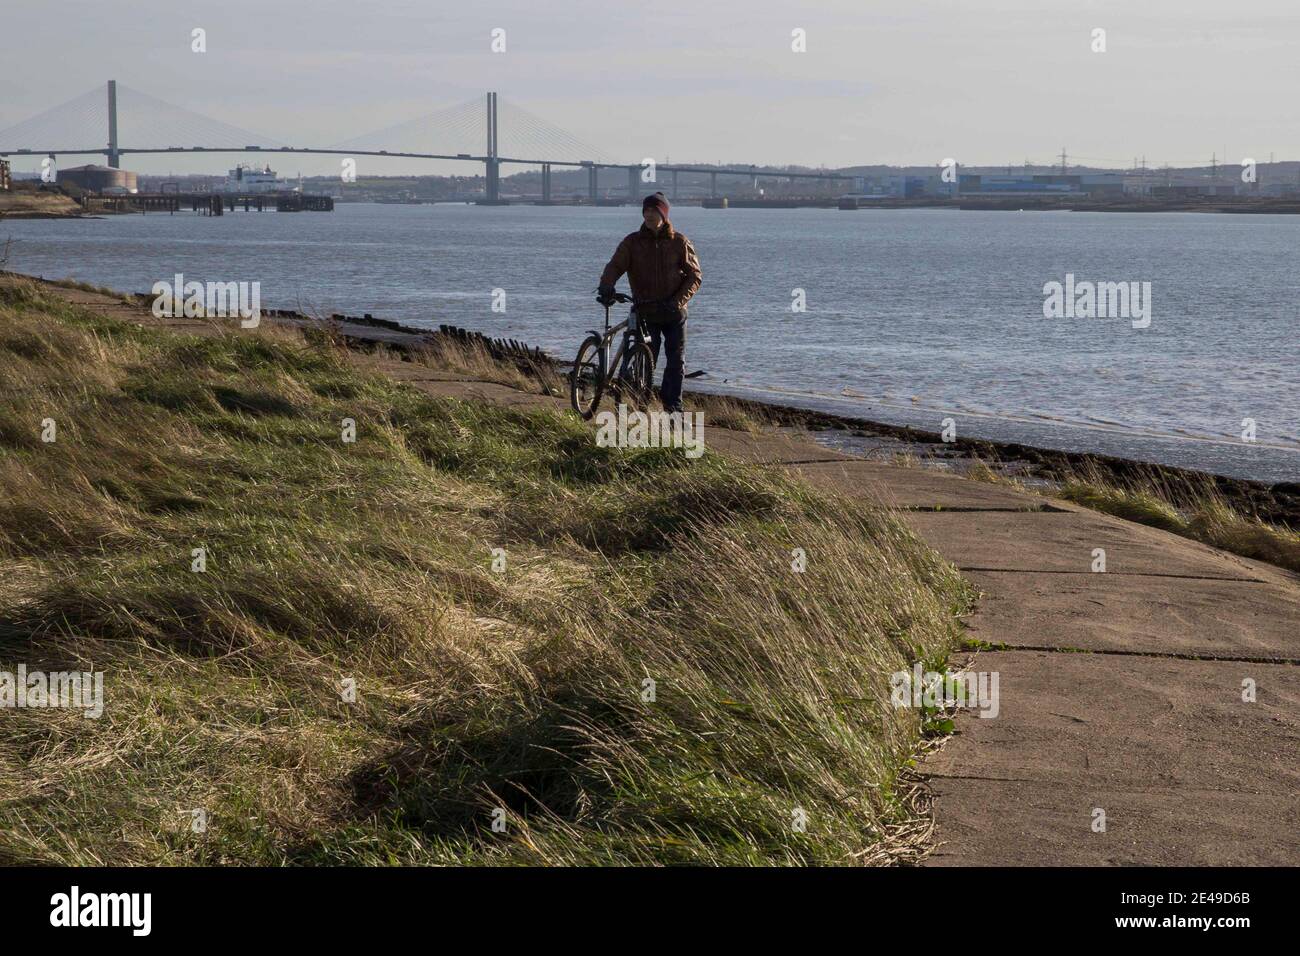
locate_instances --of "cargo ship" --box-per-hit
[221,163,300,194]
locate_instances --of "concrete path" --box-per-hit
[35,281,1300,865]
[793,464,1300,865]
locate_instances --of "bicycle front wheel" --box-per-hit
[570,334,606,420]
[620,342,656,410]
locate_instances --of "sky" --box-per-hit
[3,0,1299,177]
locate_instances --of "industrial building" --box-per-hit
[1152,184,1236,199]
[55,164,138,195]
[958,173,1076,196]
[845,174,928,198]
[955,173,1127,198]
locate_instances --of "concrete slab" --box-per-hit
[702,428,859,465]
[963,569,1300,662]
[926,651,1299,792]
[924,651,1300,865]
[903,509,1271,581]
[779,460,1048,511]
[926,778,1300,866]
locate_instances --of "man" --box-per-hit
[597,192,701,413]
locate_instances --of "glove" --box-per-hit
[596,285,617,306]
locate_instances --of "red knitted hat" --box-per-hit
[642,192,670,221]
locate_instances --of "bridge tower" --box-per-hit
[626,165,638,201]
[106,80,120,168]
[484,91,500,202]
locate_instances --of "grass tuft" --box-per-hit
[1057,466,1300,573]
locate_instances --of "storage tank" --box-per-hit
[56,164,139,194]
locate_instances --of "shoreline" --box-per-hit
[685,388,1300,526]
[11,271,1297,526]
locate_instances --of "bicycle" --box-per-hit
[569,291,657,419]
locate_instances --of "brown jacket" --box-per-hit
[599,223,702,315]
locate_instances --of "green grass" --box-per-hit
[0,277,972,865]
[962,450,1300,576]
[1058,475,1300,574]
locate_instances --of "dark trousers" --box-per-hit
[644,315,687,411]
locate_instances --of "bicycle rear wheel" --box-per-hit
[570,334,606,420]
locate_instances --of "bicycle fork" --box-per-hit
[618,309,651,378]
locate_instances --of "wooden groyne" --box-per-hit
[433,323,551,366]
[119,291,554,368]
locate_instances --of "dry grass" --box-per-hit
[1056,463,1300,574]
[964,457,1032,493]
[0,188,82,219]
[684,393,772,434]
[40,276,135,302]
[411,335,565,398]
[0,275,972,865]
[921,451,1298,575]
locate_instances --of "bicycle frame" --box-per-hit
[570,293,662,419]
[586,303,650,389]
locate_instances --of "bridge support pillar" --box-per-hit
[106,80,120,168]
[541,163,551,203]
[672,168,678,201]
[627,165,638,202]
[483,91,500,203]
[710,170,718,199]
[587,165,597,203]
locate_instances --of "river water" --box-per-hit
[5,202,1297,482]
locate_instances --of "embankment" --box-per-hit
[0,185,84,220]
[0,273,971,865]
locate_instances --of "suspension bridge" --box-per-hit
[0,81,856,204]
